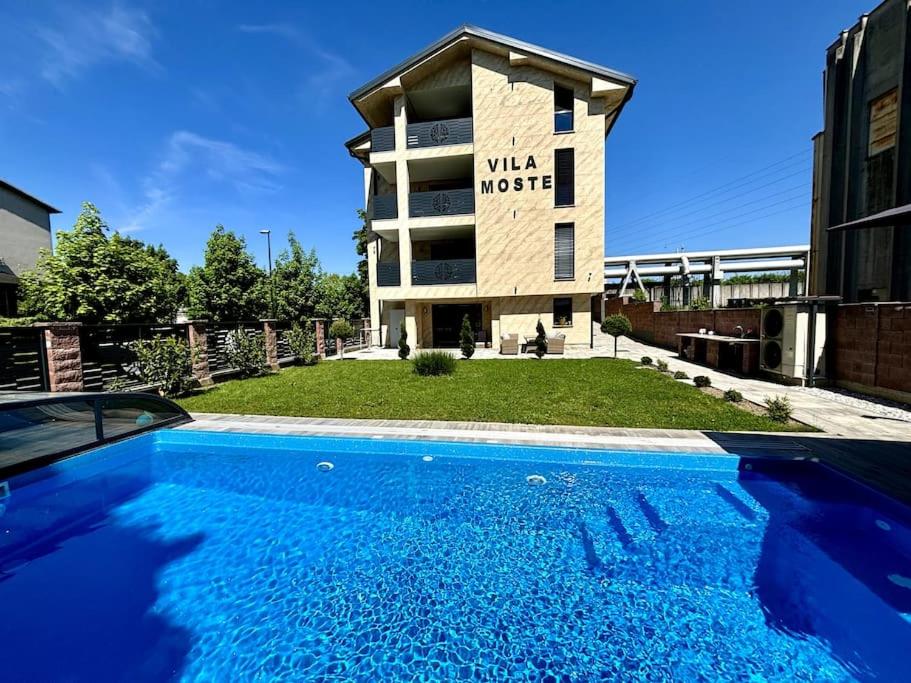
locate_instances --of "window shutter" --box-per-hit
[555,148,574,206]
[554,223,574,280]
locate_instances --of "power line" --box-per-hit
[607,149,811,232]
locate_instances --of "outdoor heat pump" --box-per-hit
[760,304,826,384]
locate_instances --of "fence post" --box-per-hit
[262,319,280,371]
[34,322,84,392]
[314,318,326,358]
[187,320,213,386]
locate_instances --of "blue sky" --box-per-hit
[0,0,873,273]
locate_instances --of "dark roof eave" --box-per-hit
[827,203,911,232]
[348,24,637,104]
[0,179,61,214]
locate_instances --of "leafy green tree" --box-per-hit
[352,209,370,315]
[272,232,322,321]
[315,273,365,320]
[601,314,632,358]
[134,335,194,397]
[460,314,475,359]
[329,319,355,360]
[186,225,266,321]
[534,319,547,359]
[18,202,184,323]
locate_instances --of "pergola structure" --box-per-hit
[603,244,810,307]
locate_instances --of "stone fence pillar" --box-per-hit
[262,319,280,371]
[314,318,326,358]
[187,320,213,386]
[34,322,84,392]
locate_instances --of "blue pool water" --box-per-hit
[1,431,910,681]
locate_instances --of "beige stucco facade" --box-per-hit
[347,26,634,350]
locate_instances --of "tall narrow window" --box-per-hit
[554,84,574,132]
[555,148,574,206]
[866,89,897,214]
[554,223,574,280]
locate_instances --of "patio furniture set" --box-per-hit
[499,332,566,355]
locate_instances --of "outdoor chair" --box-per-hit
[499,333,519,355]
[546,333,566,354]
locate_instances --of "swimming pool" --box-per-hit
[1,430,909,681]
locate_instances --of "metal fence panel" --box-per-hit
[0,327,48,391]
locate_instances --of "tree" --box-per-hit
[352,209,370,315]
[329,319,355,360]
[601,314,632,358]
[534,319,547,359]
[460,314,475,359]
[315,273,364,320]
[185,225,266,321]
[397,318,410,360]
[272,231,322,321]
[18,202,184,323]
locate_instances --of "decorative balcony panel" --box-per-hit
[408,188,474,218]
[371,126,395,153]
[411,259,476,286]
[406,117,473,148]
[377,262,401,287]
[371,194,398,220]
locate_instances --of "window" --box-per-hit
[553,298,573,327]
[555,148,574,206]
[554,84,574,132]
[554,223,574,280]
[866,89,897,214]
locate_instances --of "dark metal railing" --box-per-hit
[406,117,472,148]
[0,327,48,391]
[409,188,474,218]
[371,126,395,152]
[411,258,476,286]
[372,194,398,220]
[377,262,401,287]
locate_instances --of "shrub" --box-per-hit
[329,319,356,360]
[724,388,743,403]
[765,395,793,423]
[225,329,266,377]
[412,350,457,376]
[460,314,475,360]
[286,322,318,365]
[601,314,632,358]
[693,375,711,388]
[534,319,547,359]
[640,356,653,366]
[134,335,194,397]
[633,289,647,302]
[656,359,669,372]
[690,297,711,311]
[0,316,41,326]
[397,318,410,360]
[673,370,689,380]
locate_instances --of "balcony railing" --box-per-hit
[406,117,473,149]
[409,188,474,218]
[411,258,476,286]
[377,262,401,287]
[372,194,397,220]
[371,126,395,153]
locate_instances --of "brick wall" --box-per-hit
[832,303,911,400]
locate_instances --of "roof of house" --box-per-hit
[349,24,636,102]
[0,179,61,214]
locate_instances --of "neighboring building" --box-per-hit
[0,179,59,317]
[809,0,911,302]
[346,25,635,349]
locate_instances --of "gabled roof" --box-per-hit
[349,24,636,103]
[0,179,61,214]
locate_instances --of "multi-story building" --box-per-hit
[809,0,910,302]
[346,25,634,349]
[0,179,59,317]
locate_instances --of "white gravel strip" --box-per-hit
[798,386,911,422]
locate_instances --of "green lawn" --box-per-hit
[178,358,808,432]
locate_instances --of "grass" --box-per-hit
[178,358,811,432]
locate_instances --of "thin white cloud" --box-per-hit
[120,130,286,233]
[36,3,158,87]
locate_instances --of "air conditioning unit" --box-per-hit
[760,304,826,383]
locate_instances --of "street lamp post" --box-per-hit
[260,229,276,319]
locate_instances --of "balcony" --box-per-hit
[371,194,397,220]
[371,126,395,153]
[409,188,474,218]
[377,262,401,287]
[411,258,476,286]
[406,117,472,149]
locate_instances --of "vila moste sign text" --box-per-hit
[480,155,551,194]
